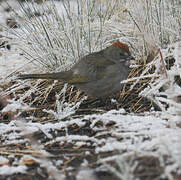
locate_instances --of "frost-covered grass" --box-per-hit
[0,0,181,179]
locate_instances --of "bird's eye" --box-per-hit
[119,53,125,57]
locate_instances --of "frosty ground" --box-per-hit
[0,0,181,180]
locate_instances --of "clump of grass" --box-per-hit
[8,0,125,72]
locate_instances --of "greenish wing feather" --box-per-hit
[68,76,91,84]
[68,73,105,84]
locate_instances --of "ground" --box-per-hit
[0,1,181,180]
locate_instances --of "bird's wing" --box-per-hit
[68,53,115,84]
[85,52,115,67]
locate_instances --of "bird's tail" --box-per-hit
[18,71,71,81]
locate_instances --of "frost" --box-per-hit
[2,99,31,113]
[0,165,27,175]
[43,84,87,120]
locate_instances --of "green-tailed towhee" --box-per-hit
[18,41,134,98]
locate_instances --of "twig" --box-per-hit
[159,48,168,78]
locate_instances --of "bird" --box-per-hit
[18,41,134,98]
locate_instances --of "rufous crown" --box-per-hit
[113,41,130,53]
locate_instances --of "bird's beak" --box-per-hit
[124,55,135,67]
[126,55,135,61]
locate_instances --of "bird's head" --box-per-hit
[103,41,134,64]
